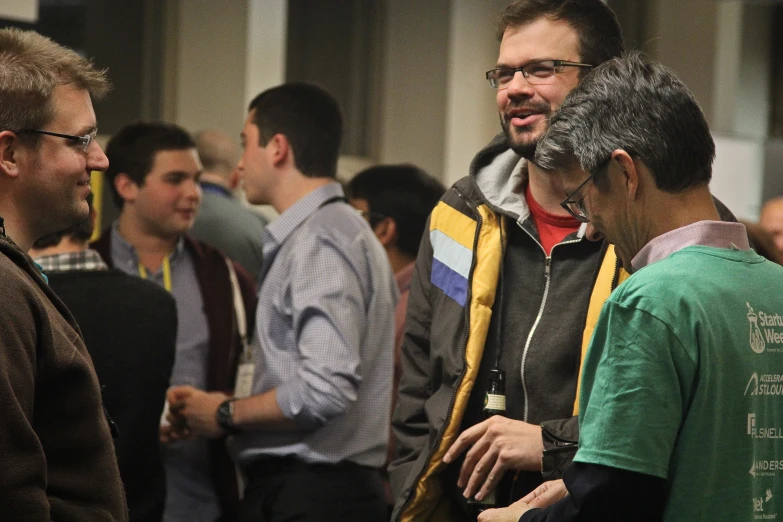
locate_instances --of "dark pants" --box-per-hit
[238,456,387,522]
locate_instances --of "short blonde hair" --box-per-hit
[0,28,110,134]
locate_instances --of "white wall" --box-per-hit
[377,0,450,179]
[244,0,287,108]
[171,1,249,135]
[442,0,509,186]
[0,0,36,22]
[712,135,765,220]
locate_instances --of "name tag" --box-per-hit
[234,362,256,398]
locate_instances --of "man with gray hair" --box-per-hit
[479,53,783,521]
[0,28,127,519]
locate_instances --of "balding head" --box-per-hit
[760,196,783,259]
[194,129,240,185]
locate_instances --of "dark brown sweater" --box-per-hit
[0,236,128,521]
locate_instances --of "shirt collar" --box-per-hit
[200,181,233,198]
[111,221,186,269]
[631,220,749,272]
[34,248,108,273]
[262,182,345,250]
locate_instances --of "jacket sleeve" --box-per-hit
[520,463,667,522]
[0,273,50,518]
[540,417,579,480]
[389,217,435,501]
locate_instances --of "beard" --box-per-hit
[499,101,551,161]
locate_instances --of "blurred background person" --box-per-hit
[742,219,783,265]
[190,129,267,281]
[166,82,397,522]
[346,164,445,510]
[759,196,783,261]
[94,122,257,522]
[31,194,177,522]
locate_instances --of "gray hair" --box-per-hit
[535,52,715,192]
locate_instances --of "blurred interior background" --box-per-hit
[2,0,782,229]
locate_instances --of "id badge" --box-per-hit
[234,362,256,398]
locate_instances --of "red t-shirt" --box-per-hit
[524,184,581,255]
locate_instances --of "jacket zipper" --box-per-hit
[516,221,582,422]
[396,187,482,521]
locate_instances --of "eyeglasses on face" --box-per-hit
[560,158,612,223]
[486,59,593,89]
[16,129,98,152]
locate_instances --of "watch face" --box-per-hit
[217,400,234,429]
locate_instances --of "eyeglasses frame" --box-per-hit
[560,157,612,223]
[16,129,97,153]
[486,59,593,89]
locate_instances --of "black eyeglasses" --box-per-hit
[17,129,97,152]
[560,158,611,223]
[486,59,593,89]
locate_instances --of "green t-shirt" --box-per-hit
[576,246,783,521]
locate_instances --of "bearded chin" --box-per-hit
[502,121,538,161]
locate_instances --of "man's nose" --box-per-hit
[88,142,110,172]
[586,223,604,242]
[506,70,536,98]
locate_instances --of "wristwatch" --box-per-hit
[216,398,241,435]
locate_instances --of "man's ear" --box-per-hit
[374,217,398,248]
[0,131,22,179]
[613,149,639,200]
[114,173,139,205]
[267,133,291,168]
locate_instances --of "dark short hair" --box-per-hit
[105,122,195,207]
[496,0,624,69]
[347,164,446,258]
[33,193,95,249]
[248,82,342,179]
[535,52,715,192]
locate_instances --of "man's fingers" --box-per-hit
[463,445,497,498]
[444,422,484,464]
[527,479,567,508]
[476,455,507,501]
[458,435,491,489]
[167,385,195,404]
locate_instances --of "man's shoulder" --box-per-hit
[0,243,43,299]
[196,192,267,229]
[49,268,175,306]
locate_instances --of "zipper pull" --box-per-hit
[545,256,551,277]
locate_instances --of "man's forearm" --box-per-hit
[232,389,300,431]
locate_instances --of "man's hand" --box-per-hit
[477,498,532,522]
[165,385,230,439]
[442,416,544,500]
[520,479,567,508]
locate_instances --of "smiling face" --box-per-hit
[16,84,109,240]
[126,148,203,239]
[496,18,583,159]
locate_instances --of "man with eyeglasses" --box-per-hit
[480,52,783,522]
[390,2,736,521]
[0,28,128,520]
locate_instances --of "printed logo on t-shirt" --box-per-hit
[752,489,775,519]
[747,303,783,354]
[750,459,783,478]
[745,373,783,396]
[748,413,783,439]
